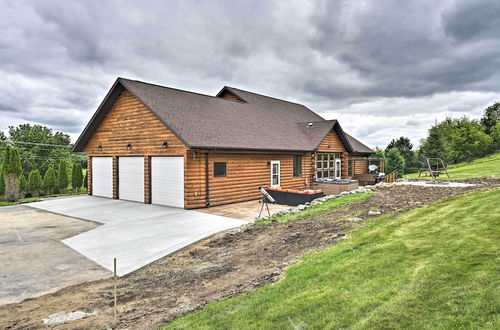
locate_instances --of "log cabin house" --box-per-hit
[73,78,375,209]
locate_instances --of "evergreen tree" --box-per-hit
[2,146,22,202]
[385,136,415,172]
[71,162,83,193]
[491,122,500,150]
[28,170,43,197]
[19,174,27,198]
[83,170,88,189]
[420,124,445,160]
[43,167,57,195]
[0,167,4,196]
[57,159,69,193]
[385,148,405,177]
[480,102,500,135]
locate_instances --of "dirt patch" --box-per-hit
[1,179,498,329]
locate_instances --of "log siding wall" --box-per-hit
[84,90,187,204]
[315,130,349,178]
[185,151,312,208]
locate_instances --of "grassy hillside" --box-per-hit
[165,188,500,329]
[406,153,500,180]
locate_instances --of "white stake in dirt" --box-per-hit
[114,257,117,326]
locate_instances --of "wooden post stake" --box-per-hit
[114,258,117,327]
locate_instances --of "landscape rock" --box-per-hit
[42,311,97,325]
[368,210,381,215]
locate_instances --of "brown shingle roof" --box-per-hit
[345,133,374,154]
[73,78,373,154]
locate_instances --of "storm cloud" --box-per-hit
[1,0,499,147]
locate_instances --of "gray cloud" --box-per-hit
[1,0,499,148]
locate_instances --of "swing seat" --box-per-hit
[430,170,441,177]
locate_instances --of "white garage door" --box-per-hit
[92,157,113,198]
[119,157,144,203]
[151,157,184,208]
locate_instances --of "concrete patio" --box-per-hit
[197,199,292,221]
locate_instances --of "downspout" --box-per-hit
[205,151,210,207]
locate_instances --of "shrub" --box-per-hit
[43,167,57,195]
[28,169,43,197]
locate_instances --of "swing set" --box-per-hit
[418,158,450,181]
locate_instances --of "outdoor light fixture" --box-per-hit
[163,141,168,148]
[126,143,132,150]
[193,151,199,158]
[97,145,102,151]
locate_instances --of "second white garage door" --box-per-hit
[151,157,184,208]
[119,157,144,203]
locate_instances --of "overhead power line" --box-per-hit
[4,139,72,148]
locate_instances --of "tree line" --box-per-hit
[0,145,87,202]
[0,124,88,202]
[0,124,86,174]
[379,102,500,176]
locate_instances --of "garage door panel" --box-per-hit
[119,157,144,203]
[151,157,184,208]
[92,157,113,198]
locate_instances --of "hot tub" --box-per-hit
[313,179,359,195]
[265,188,324,206]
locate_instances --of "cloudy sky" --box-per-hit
[1,0,499,148]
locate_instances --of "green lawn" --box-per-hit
[165,188,500,329]
[0,196,40,207]
[255,192,373,225]
[0,189,87,207]
[406,153,500,180]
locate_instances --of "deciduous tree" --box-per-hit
[7,124,82,174]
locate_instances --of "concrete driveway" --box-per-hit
[28,196,247,276]
[0,206,111,305]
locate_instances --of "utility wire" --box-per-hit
[3,139,72,148]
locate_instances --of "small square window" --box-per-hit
[214,162,226,177]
